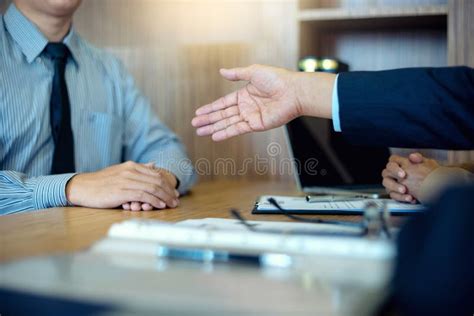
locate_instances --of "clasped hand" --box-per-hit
[382,153,439,203]
[66,161,180,211]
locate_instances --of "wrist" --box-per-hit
[65,174,81,206]
[293,72,308,117]
[295,72,335,119]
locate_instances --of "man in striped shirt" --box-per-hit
[0,0,196,214]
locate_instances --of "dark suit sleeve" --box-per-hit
[338,66,474,149]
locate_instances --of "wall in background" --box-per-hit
[0,0,10,12]
[448,0,474,164]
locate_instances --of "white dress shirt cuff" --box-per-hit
[332,74,342,132]
[33,173,76,209]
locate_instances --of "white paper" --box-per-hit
[177,217,362,234]
[256,195,425,213]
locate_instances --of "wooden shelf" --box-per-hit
[298,5,448,22]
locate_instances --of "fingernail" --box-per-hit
[196,127,206,136]
[399,187,405,193]
[398,171,404,177]
[159,202,166,208]
[405,196,412,202]
[174,190,180,197]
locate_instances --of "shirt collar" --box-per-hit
[4,3,79,66]
[63,28,80,67]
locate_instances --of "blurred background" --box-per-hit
[1,0,473,182]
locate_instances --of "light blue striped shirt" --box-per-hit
[0,4,196,215]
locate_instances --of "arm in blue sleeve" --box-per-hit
[331,74,342,132]
[118,63,197,194]
[0,171,75,215]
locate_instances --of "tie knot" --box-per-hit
[44,43,70,61]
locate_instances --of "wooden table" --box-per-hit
[1,180,394,315]
[0,180,363,263]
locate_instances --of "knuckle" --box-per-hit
[118,178,129,188]
[156,178,164,186]
[385,179,395,190]
[152,184,161,195]
[121,170,133,178]
[150,197,160,206]
[142,192,150,202]
[387,162,398,170]
[135,191,146,201]
[129,191,139,200]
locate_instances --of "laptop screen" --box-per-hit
[285,116,390,190]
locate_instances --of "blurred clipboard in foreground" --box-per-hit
[93,218,394,261]
[252,195,425,215]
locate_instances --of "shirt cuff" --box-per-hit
[32,173,76,209]
[332,74,342,132]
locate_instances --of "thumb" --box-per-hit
[409,152,424,164]
[220,66,253,82]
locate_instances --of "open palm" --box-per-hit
[192,65,302,141]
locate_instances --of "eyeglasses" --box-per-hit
[231,198,393,239]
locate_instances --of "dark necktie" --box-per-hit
[44,43,76,174]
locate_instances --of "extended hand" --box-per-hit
[192,64,335,141]
[66,161,179,210]
[382,153,439,202]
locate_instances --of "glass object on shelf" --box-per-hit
[298,56,348,73]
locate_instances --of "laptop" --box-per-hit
[285,116,391,197]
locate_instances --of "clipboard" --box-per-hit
[252,195,425,216]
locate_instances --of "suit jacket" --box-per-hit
[338,67,474,150]
[336,67,474,315]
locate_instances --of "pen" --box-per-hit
[156,246,293,268]
[306,193,381,203]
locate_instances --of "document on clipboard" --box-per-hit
[252,195,425,215]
